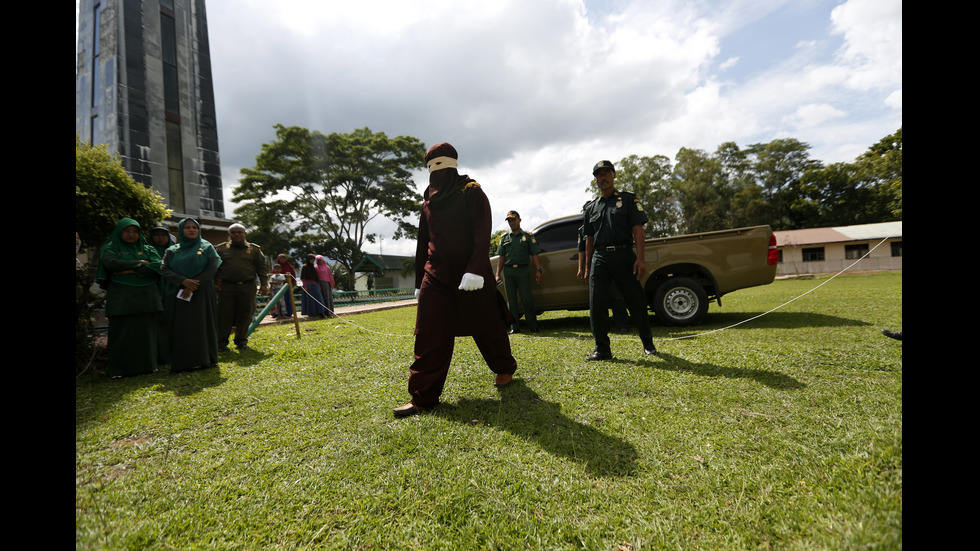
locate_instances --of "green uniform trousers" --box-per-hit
[218,282,256,347]
[503,264,537,331]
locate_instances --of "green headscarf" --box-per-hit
[96,218,162,288]
[164,218,221,277]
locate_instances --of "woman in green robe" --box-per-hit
[160,218,222,373]
[96,218,164,378]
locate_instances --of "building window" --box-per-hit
[161,4,184,212]
[845,243,869,260]
[890,241,902,257]
[802,247,824,262]
[166,119,185,212]
[89,2,103,143]
[160,12,180,116]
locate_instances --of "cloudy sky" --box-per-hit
[81,0,902,258]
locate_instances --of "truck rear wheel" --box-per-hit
[652,277,708,326]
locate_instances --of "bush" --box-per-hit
[75,263,97,375]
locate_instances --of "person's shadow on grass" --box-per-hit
[643,352,805,390]
[433,380,638,477]
[157,364,226,396]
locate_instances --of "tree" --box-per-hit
[75,135,171,252]
[401,257,416,280]
[746,138,822,230]
[75,134,171,374]
[855,128,902,220]
[792,162,872,227]
[234,125,426,289]
[714,142,768,228]
[490,229,508,257]
[671,147,728,233]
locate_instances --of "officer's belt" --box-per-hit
[223,280,254,284]
[507,263,528,268]
[597,244,631,252]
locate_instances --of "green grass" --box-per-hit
[76,271,902,550]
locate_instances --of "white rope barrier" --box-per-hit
[270,230,899,344]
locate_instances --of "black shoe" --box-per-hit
[508,328,520,334]
[585,350,612,361]
[642,341,657,355]
[881,329,902,341]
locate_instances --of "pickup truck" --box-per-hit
[491,215,778,326]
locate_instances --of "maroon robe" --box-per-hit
[413,173,513,335]
[406,169,516,408]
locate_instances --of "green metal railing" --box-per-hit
[332,288,416,304]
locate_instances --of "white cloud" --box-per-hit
[783,103,847,128]
[830,0,903,90]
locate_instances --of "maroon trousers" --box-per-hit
[407,328,517,408]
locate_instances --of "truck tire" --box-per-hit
[652,277,708,326]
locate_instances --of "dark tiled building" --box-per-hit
[76,0,227,229]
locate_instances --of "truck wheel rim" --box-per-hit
[664,288,698,319]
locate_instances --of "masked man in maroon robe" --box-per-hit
[394,142,518,417]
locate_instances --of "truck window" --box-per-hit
[534,220,580,252]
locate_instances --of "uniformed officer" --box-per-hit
[215,223,269,350]
[577,214,630,333]
[582,160,657,360]
[494,210,543,333]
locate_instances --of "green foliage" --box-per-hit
[75,263,98,374]
[856,128,902,220]
[75,272,902,549]
[601,130,905,234]
[672,147,729,233]
[401,257,416,279]
[745,138,823,230]
[75,134,170,375]
[489,229,508,257]
[75,134,171,251]
[234,125,425,289]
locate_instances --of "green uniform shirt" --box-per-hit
[582,189,648,248]
[215,241,269,286]
[497,229,541,266]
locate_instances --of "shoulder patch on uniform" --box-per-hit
[464,181,481,189]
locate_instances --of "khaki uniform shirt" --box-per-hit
[215,241,269,287]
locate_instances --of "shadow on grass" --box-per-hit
[217,346,271,368]
[694,311,873,330]
[433,380,638,478]
[535,310,871,334]
[646,352,806,390]
[157,364,226,396]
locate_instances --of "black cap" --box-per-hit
[592,160,615,175]
[505,210,520,220]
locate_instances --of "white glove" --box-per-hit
[458,273,484,291]
[414,288,420,299]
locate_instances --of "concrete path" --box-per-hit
[256,298,417,327]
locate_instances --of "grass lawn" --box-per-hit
[76,271,902,549]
